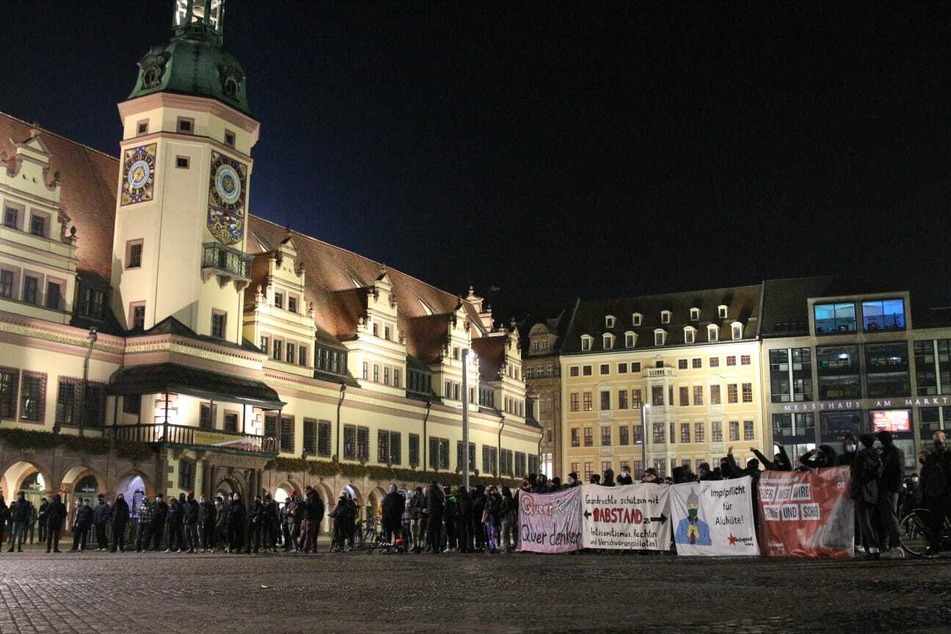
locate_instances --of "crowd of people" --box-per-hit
[0,429,935,558]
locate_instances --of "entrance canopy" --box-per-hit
[108,362,284,410]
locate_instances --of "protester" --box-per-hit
[8,492,32,552]
[45,494,67,553]
[111,493,130,553]
[850,434,883,559]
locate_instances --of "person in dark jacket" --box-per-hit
[425,482,445,554]
[851,434,883,559]
[246,495,263,554]
[409,487,426,553]
[616,466,634,485]
[227,493,245,553]
[165,497,185,552]
[470,485,486,552]
[199,495,217,552]
[483,486,502,554]
[110,493,130,552]
[8,492,33,552]
[261,493,279,552]
[151,494,168,551]
[834,435,859,467]
[876,430,905,556]
[500,486,517,553]
[920,431,951,556]
[38,497,49,543]
[45,494,67,553]
[751,444,792,471]
[799,444,837,470]
[0,494,8,547]
[70,499,93,552]
[381,484,405,545]
[443,486,458,552]
[455,486,473,553]
[92,494,110,551]
[183,492,200,553]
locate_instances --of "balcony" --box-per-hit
[201,242,252,287]
[113,423,277,456]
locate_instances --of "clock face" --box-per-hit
[207,151,247,246]
[120,144,157,206]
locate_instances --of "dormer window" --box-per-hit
[654,329,667,346]
[605,315,616,329]
[581,335,593,352]
[718,305,728,319]
[632,313,642,327]
[273,292,283,309]
[690,307,700,322]
[288,296,298,313]
[624,331,636,348]
[603,333,615,350]
[660,310,671,325]
[707,324,719,342]
[731,322,743,340]
[684,326,696,344]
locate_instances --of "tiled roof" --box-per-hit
[561,284,763,354]
[0,112,118,286]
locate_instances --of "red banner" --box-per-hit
[757,466,855,559]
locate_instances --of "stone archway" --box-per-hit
[273,479,302,509]
[0,459,53,507]
[114,468,152,517]
[214,474,244,500]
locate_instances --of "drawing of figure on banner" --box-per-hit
[674,490,711,546]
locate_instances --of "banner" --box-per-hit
[581,484,670,550]
[758,466,854,559]
[670,477,759,556]
[517,486,582,553]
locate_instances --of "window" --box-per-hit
[600,363,610,375]
[661,310,671,324]
[274,292,284,309]
[261,336,270,354]
[286,343,296,364]
[727,356,736,366]
[600,391,611,410]
[743,420,755,441]
[384,325,391,341]
[570,393,579,412]
[299,346,309,367]
[651,385,665,406]
[584,427,593,447]
[710,384,721,405]
[693,385,703,406]
[685,328,695,344]
[618,390,629,410]
[288,296,298,313]
[123,394,141,416]
[457,441,476,472]
[866,341,911,397]
[409,433,420,466]
[29,214,46,237]
[199,402,216,429]
[78,284,107,320]
[0,270,13,298]
[817,345,860,399]
[137,120,149,135]
[224,412,238,433]
[318,421,332,457]
[428,437,449,470]
[727,384,738,404]
[19,371,46,422]
[680,423,691,443]
[373,365,380,383]
[211,310,227,339]
[224,130,236,146]
[581,336,592,351]
[654,330,666,346]
[707,325,719,342]
[272,340,282,361]
[670,422,677,444]
[501,449,514,476]
[603,334,614,350]
[45,281,62,310]
[584,462,593,481]
[127,240,143,268]
[718,305,728,319]
[605,315,615,328]
[582,365,592,376]
[378,430,401,464]
[678,359,688,370]
[22,275,38,304]
[265,414,278,439]
[601,427,612,446]
[375,324,382,339]
[569,366,579,377]
[175,156,190,169]
[633,424,644,444]
[742,383,753,403]
[571,428,580,447]
[679,386,689,406]
[712,421,723,442]
[631,362,641,372]
[709,356,719,368]
[3,205,19,229]
[769,348,814,403]
[729,421,740,441]
[732,323,743,340]
[619,426,630,445]
[303,419,317,454]
[362,361,369,380]
[583,392,592,411]
[690,307,700,322]
[652,422,665,443]
[179,459,195,491]
[814,302,857,335]
[633,313,643,327]
[343,424,369,461]
[177,117,194,133]
[694,422,705,442]
[625,332,636,348]
[632,389,642,407]
[741,355,751,365]
[516,452,527,477]
[692,358,702,369]
[862,298,905,332]
[54,378,81,427]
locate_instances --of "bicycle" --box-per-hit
[899,508,951,557]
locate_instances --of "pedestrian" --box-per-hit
[151,493,168,551]
[850,434,884,559]
[111,493,130,553]
[135,496,154,552]
[876,430,905,557]
[37,497,48,543]
[409,486,426,553]
[227,493,245,553]
[93,494,110,551]
[0,493,8,547]
[184,492,200,553]
[500,486,517,553]
[425,481,444,555]
[8,492,32,552]
[455,485,473,553]
[247,495,263,554]
[616,466,634,485]
[483,485,502,554]
[443,486,458,552]
[70,499,93,552]
[919,433,951,557]
[261,493,279,552]
[165,496,185,552]
[199,495,216,552]
[45,494,67,553]
[381,484,404,546]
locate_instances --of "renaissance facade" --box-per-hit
[0,1,539,522]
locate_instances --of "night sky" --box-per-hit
[2,2,950,320]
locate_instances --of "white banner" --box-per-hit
[517,487,583,553]
[580,483,670,550]
[670,477,759,556]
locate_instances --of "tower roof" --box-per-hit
[126,0,252,117]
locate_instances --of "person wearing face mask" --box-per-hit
[835,435,858,467]
[850,434,883,559]
[876,430,905,557]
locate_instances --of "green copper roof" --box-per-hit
[127,22,252,116]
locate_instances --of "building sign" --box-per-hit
[781,396,951,413]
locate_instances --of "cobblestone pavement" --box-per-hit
[0,544,949,633]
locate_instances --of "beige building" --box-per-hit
[521,311,570,477]
[0,0,539,520]
[557,286,767,480]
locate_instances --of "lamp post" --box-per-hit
[462,349,470,491]
[639,403,651,478]
[78,327,98,437]
[334,383,346,461]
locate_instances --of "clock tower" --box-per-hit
[112,0,259,342]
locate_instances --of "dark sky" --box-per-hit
[2,2,950,320]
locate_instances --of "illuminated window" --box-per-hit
[814,302,857,335]
[862,299,906,332]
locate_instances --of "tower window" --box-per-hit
[177,117,194,134]
[176,156,190,169]
[211,310,227,339]
[126,240,143,269]
[224,130,236,147]
[29,213,47,238]
[130,302,146,330]
[3,205,20,230]
[136,120,149,135]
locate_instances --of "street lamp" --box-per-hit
[639,403,651,478]
[78,327,97,437]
